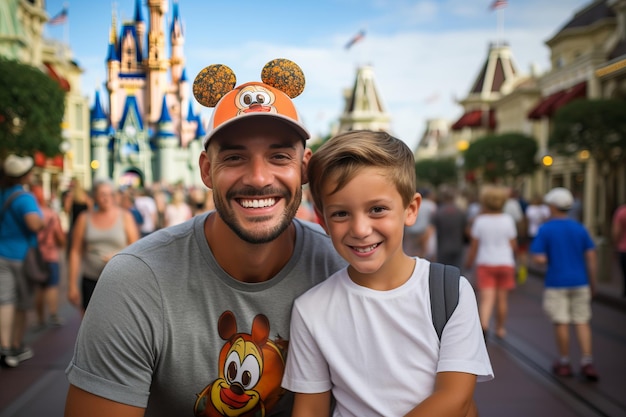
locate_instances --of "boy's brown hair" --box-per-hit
[307,130,416,215]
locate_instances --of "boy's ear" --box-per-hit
[405,192,421,227]
[314,207,329,234]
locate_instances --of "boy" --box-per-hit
[282,131,493,416]
[530,187,599,381]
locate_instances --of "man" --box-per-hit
[530,187,599,381]
[64,66,346,417]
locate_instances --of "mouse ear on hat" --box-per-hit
[261,58,305,99]
[192,64,237,108]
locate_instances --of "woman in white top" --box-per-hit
[465,185,517,339]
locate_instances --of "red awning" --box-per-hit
[528,82,587,119]
[451,109,496,130]
[43,62,71,92]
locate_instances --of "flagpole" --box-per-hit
[63,2,70,46]
[497,7,504,46]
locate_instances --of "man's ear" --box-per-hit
[301,147,313,184]
[199,151,213,189]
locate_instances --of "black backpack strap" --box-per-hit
[429,262,461,341]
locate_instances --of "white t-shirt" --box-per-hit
[134,195,157,233]
[525,204,550,237]
[282,258,493,417]
[471,213,517,266]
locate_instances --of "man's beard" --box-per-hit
[213,185,302,244]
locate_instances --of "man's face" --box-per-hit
[200,118,310,244]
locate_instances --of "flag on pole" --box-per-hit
[48,7,68,25]
[344,30,366,50]
[489,0,507,10]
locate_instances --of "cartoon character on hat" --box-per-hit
[193,58,309,148]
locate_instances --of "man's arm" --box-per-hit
[291,391,331,417]
[65,385,145,417]
[403,371,476,417]
[585,249,597,296]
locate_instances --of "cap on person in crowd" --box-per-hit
[193,58,310,148]
[544,187,574,211]
[3,154,34,178]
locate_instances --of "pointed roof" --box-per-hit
[119,95,144,131]
[92,90,107,120]
[106,12,119,62]
[120,24,143,64]
[468,43,517,97]
[170,1,183,38]
[157,95,175,138]
[338,65,391,133]
[186,101,195,122]
[134,0,144,23]
[195,115,206,138]
[547,0,615,46]
[91,90,110,136]
[343,65,386,114]
[180,68,188,82]
[158,95,172,123]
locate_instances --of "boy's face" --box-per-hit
[318,167,419,286]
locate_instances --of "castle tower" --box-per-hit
[90,90,111,180]
[338,65,391,133]
[106,12,121,126]
[133,0,145,57]
[169,1,185,85]
[146,0,169,124]
[156,95,177,184]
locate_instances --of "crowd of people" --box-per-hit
[0,61,617,415]
[0,165,220,368]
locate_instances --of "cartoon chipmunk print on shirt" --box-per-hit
[194,311,287,417]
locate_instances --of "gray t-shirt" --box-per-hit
[66,213,346,416]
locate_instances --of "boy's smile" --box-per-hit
[320,167,418,290]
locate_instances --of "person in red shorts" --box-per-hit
[465,184,517,339]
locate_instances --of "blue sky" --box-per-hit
[44,0,589,150]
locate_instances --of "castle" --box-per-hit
[90,0,204,188]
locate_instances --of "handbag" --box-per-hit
[0,190,50,284]
[23,245,50,284]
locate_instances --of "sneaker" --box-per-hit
[0,349,18,368]
[49,314,64,327]
[12,346,33,363]
[552,361,573,377]
[581,363,599,382]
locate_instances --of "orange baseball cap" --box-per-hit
[202,81,310,148]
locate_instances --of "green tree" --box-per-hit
[415,157,457,187]
[550,98,626,240]
[0,58,66,159]
[464,133,538,182]
[550,99,626,164]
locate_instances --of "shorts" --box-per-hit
[0,257,34,309]
[39,262,60,287]
[543,287,591,324]
[476,265,516,290]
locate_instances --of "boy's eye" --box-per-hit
[330,210,348,219]
[371,206,386,214]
